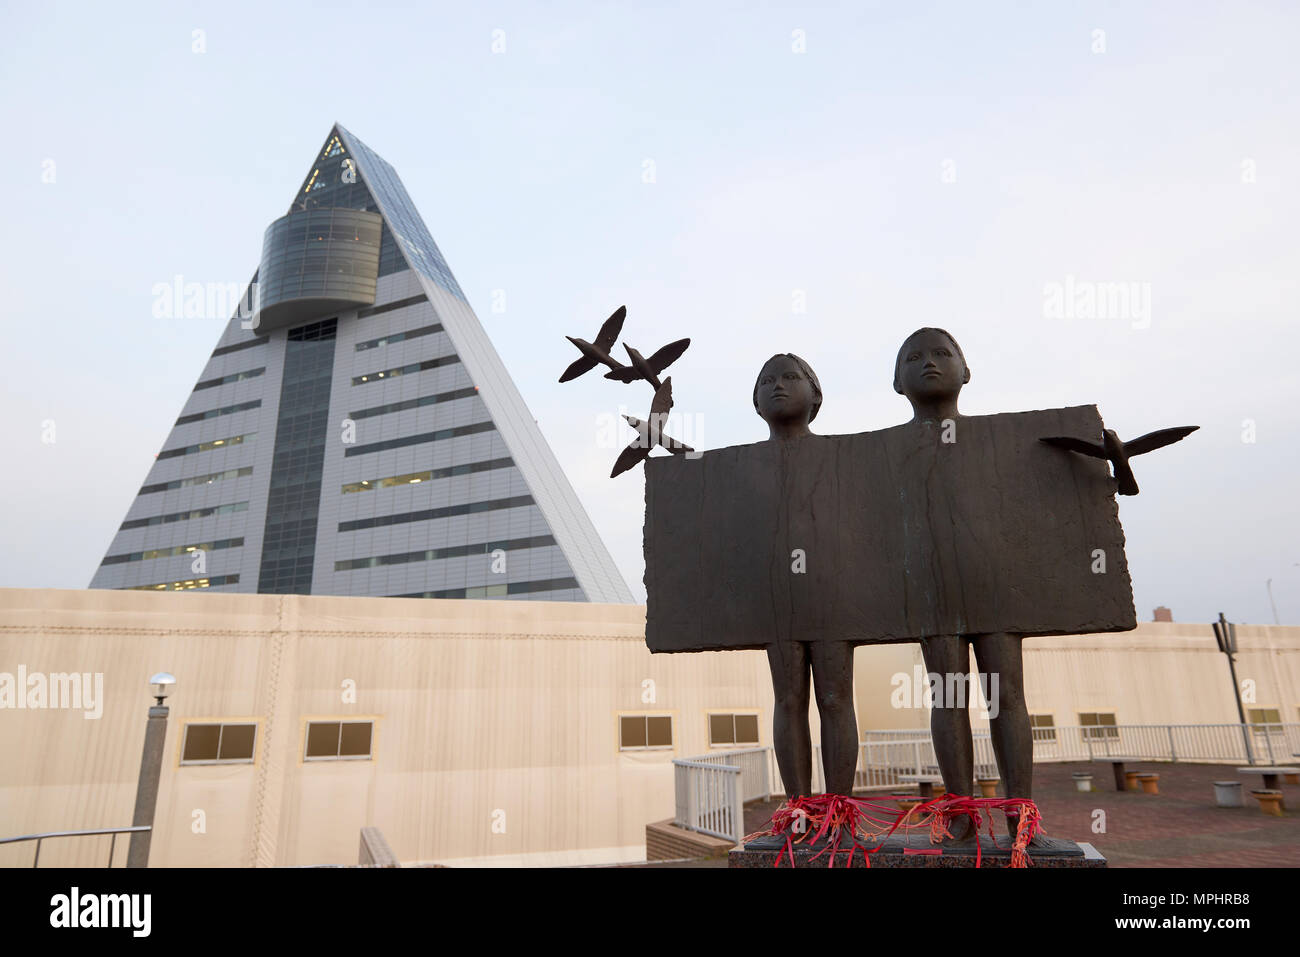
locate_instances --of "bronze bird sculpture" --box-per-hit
[559,305,628,383]
[1040,425,1199,495]
[610,377,694,477]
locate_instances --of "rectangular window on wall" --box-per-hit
[304,720,373,760]
[708,713,760,747]
[181,723,257,764]
[619,714,672,751]
[1248,708,1282,736]
[1078,712,1119,740]
[1029,714,1056,741]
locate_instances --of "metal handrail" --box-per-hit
[675,722,1300,835]
[0,825,151,868]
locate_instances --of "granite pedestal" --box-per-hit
[729,833,1106,868]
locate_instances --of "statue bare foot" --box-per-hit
[938,815,978,843]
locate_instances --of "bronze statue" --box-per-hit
[751,354,858,807]
[894,327,1195,847]
[563,307,1198,858]
[894,328,1030,842]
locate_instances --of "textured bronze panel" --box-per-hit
[644,405,1135,652]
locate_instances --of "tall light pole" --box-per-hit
[1266,579,1280,626]
[1212,615,1253,766]
[127,672,175,868]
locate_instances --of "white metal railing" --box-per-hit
[672,759,746,842]
[672,723,1300,841]
[861,723,1300,779]
[0,825,150,868]
[686,747,773,803]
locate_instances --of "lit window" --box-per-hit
[124,573,239,591]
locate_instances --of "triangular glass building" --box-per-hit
[91,124,633,603]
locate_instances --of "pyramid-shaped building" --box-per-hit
[90,125,633,603]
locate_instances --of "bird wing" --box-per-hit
[1039,436,1108,458]
[603,366,639,382]
[593,306,626,352]
[1123,425,1199,457]
[610,441,651,478]
[622,414,653,446]
[559,354,597,383]
[646,338,691,374]
[650,377,674,417]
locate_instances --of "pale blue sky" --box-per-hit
[3,1,1298,624]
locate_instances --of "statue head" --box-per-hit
[754,353,822,430]
[893,327,969,403]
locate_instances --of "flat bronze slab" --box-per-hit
[729,834,1106,868]
[645,405,1136,652]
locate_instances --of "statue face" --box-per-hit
[896,330,967,401]
[755,355,817,426]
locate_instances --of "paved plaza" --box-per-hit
[726,761,1300,868]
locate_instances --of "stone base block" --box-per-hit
[646,819,737,860]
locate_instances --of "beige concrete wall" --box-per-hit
[1,587,1297,867]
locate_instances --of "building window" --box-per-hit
[1248,708,1282,735]
[125,574,240,591]
[1030,714,1056,741]
[101,537,244,566]
[181,723,257,764]
[342,421,495,458]
[351,353,459,385]
[175,400,262,426]
[336,534,554,572]
[119,501,249,531]
[353,296,431,327]
[337,492,531,531]
[304,720,373,760]
[343,470,433,494]
[1078,712,1119,740]
[708,713,760,747]
[348,385,480,421]
[193,367,265,391]
[391,576,578,600]
[156,431,256,461]
[339,458,516,493]
[619,714,673,751]
[141,466,253,495]
[209,336,268,358]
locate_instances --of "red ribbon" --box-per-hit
[743,793,1045,868]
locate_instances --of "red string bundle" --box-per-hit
[743,793,1045,868]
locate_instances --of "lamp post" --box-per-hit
[1211,614,1253,766]
[127,672,175,868]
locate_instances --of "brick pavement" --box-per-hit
[739,761,1300,867]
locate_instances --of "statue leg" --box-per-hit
[971,632,1030,800]
[767,641,812,798]
[920,634,976,840]
[975,631,1066,845]
[809,641,858,796]
[919,635,974,794]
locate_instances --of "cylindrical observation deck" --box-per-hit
[253,207,382,332]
